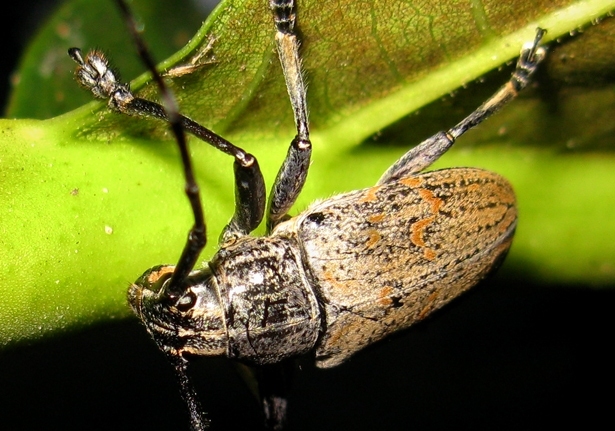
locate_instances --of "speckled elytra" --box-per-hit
[69,0,546,429]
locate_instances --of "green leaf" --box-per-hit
[2,0,615,347]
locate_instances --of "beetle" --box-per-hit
[69,0,546,428]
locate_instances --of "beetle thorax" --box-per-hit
[211,235,321,365]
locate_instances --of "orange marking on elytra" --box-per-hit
[400,177,422,188]
[323,269,350,295]
[358,185,382,203]
[466,183,481,193]
[411,216,437,260]
[417,291,440,320]
[378,286,395,307]
[367,213,386,223]
[418,188,443,214]
[410,217,433,247]
[423,248,436,261]
[364,229,381,249]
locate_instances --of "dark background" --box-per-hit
[1,1,614,430]
[0,0,61,110]
[2,275,613,430]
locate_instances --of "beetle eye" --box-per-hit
[175,290,197,312]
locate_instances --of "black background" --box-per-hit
[0,0,61,110]
[2,275,613,430]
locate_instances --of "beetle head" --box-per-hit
[128,265,228,357]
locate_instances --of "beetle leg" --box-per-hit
[68,50,266,245]
[267,0,313,232]
[378,28,547,185]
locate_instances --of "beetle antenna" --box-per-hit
[112,0,208,428]
[168,354,210,431]
[113,0,206,301]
